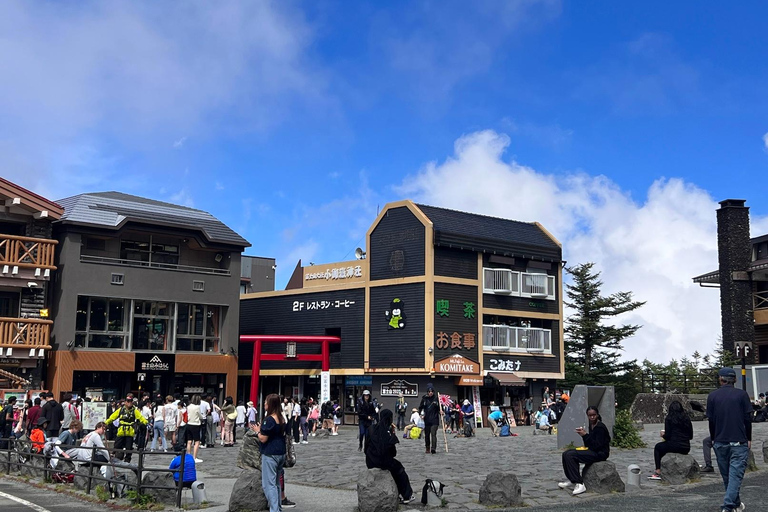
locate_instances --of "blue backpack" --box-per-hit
[500,425,511,437]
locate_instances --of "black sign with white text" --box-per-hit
[134,353,176,373]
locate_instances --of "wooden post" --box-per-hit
[437,392,449,453]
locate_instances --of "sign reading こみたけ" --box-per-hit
[434,354,479,375]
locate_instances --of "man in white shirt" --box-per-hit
[199,396,211,448]
[235,401,247,438]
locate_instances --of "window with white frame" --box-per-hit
[520,271,555,300]
[482,324,552,354]
[483,268,520,295]
[176,303,221,352]
[75,296,129,349]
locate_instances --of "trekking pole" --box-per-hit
[437,393,449,453]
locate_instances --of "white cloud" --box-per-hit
[399,129,753,363]
[169,188,195,208]
[763,132,768,151]
[173,137,188,149]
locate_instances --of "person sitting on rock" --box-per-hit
[169,446,197,489]
[534,405,553,435]
[648,400,693,481]
[364,408,414,504]
[559,406,611,496]
[403,408,424,438]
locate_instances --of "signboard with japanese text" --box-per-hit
[292,298,358,312]
[433,283,479,364]
[346,376,373,386]
[486,357,522,372]
[380,379,418,397]
[434,354,480,375]
[472,386,482,428]
[303,260,365,287]
[134,353,175,373]
[320,371,331,404]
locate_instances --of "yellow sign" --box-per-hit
[39,309,49,318]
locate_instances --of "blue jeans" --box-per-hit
[151,420,167,451]
[262,454,285,512]
[359,423,370,449]
[713,442,749,511]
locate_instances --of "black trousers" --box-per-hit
[654,441,690,470]
[292,418,300,443]
[367,458,413,500]
[424,423,438,452]
[114,435,134,463]
[562,449,605,484]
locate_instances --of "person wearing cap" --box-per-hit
[707,367,752,512]
[105,395,148,463]
[357,390,376,452]
[461,399,475,437]
[418,384,440,454]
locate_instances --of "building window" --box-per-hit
[111,273,124,285]
[132,301,171,351]
[520,271,555,300]
[192,280,205,292]
[482,324,552,354]
[176,303,220,353]
[120,240,179,266]
[482,268,520,295]
[74,296,129,349]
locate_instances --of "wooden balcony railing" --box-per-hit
[0,317,52,350]
[0,234,58,270]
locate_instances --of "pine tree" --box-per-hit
[563,263,646,391]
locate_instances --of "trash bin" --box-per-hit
[191,480,207,504]
[627,464,641,487]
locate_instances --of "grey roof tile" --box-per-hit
[56,192,249,247]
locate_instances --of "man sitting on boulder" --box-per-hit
[365,408,414,504]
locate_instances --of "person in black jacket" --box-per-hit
[365,409,414,504]
[559,406,611,496]
[357,390,376,452]
[418,384,440,454]
[41,393,64,439]
[649,400,693,480]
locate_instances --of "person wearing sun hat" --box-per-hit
[707,366,752,512]
[461,399,475,437]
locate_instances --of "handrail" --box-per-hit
[1,437,186,508]
[0,317,52,349]
[0,234,57,270]
[80,254,231,276]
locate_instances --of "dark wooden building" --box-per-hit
[240,200,564,424]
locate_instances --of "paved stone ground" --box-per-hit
[159,420,768,510]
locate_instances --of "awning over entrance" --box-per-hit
[488,372,526,387]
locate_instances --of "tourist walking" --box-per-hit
[164,395,177,447]
[199,395,211,448]
[41,392,64,439]
[364,408,414,504]
[186,395,203,463]
[649,400,693,480]
[257,393,286,512]
[61,394,80,434]
[236,400,247,438]
[418,384,440,454]
[332,400,342,435]
[357,390,376,451]
[291,398,301,444]
[461,399,474,437]
[151,399,168,452]
[559,406,611,496]
[707,367,752,512]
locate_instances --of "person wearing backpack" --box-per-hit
[332,400,343,435]
[0,396,16,449]
[105,395,148,463]
[461,400,475,437]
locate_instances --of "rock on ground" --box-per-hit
[661,454,700,485]
[583,461,625,494]
[357,468,399,512]
[478,471,523,507]
[141,471,178,504]
[237,429,262,471]
[229,469,268,512]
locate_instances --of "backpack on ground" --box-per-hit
[421,479,445,506]
[409,426,422,439]
[499,424,511,437]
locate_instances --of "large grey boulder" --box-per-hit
[630,393,693,424]
[73,466,99,493]
[357,468,399,512]
[237,430,262,471]
[229,469,268,512]
[583,461,625,494]
[661,454,700,485]
[141,471,178,504]
[479,471,522,507]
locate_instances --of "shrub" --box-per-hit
[611,409,646,449]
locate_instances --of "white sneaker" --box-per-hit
[301,440,309,444]
[332,432,338,436]
[737,503,746,511]
[572,483,586,495]
[194,458,203,463]
[311,433,316,437]
[558,481,573,489]
[199,445,205,449]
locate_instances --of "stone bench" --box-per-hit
[479,471,522,507]
[357,468,398,512]
[660,454,700,485]
[583,461,625,494]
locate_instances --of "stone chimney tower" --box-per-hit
[716,199,754,354]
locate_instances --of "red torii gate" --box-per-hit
[239,334,341,405]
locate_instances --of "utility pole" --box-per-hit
[735,342,752,395]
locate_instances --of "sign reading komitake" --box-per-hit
[434,354,479,375]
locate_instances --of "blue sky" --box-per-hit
[2,1,767,363]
